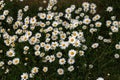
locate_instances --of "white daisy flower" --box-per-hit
[91,43,99,49]
[68,36,76,44]
[82,2,90,8]
[34,51,40,56]
[57,68,64,75]
[0,61,4,67]
[21,73,29,80]
[114,53,119,59]
[59,58,66,65]
[6,49,15,57]
[60,41,69,49]
[83,18,91,25]
[68,58,75,64]
[31,67,39,74]
[96,77,104,80]
[68,49,77,58]
[12,58,20,65]
[68,66,74,72]
[106,6,113,12]
[56,52,63,58]
[43,67,48,73]
[115,44,120,49]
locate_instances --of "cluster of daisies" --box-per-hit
[0,0,120,80]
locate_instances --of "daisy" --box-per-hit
[45,38,50,43]
[40,22,45,28]
[45,55,50,61]
[68,36,76,44]
[15,29,22,35]
[68,66,74,72]
[24,46,29,51]
[115,44,120,49]
[83,18,91,25]
[51,42,58,49]
[5,68,9,74]
[79,50,85,56]
[21,73,29,80]
[22,25,28,30]
[106,6,113,12]
[98,36,104,40]
[111,16,116,20]
[82,25,87,30]
[46,33,51,38]
[23,5,29,12]
[38,13,46,19]
[52,21,59,27]
[40,42,45,47]
[34,51,40,56]
[46,21,51,26]
[57,68,64,75]
[113,21,119,26]
[92,14,101,21]
[91,43,99,49]
[34,45,40,51]
[68,58,75,64]
[96,77,104,80]
[49,55,55,63]
[7,60,13,65]
[30,25,36,31]
[40,52,45,57]
[51,35,58,41]
[90,3,96,9]
[3,33,9,39]
[95,22,102,27]
[43,67,48,73]
[59,58,66,65]
[52,29,59,35]
[68,49,77,58]
[73,40,81,47]
[65,13,71,19]
[82,45,88,50]
[44,44,51,51]
[6,16,13,24]
[6,49,15,57]
[114,53,119,59]
[12,58,20,65]
[30,17,37,24]
[75,9,80,14]
[82,2,90,8]
[25,31,32,37]
[56,52,63,58]
[60,41,69,49]
[78,31,84,38]
[103,39,111,43]
[72,31,78,37]
[70,5,76,11]
[80,13,85,17]
[106,20,112,27]
[31,67,39,74]
[46,27,53,32]
[0,61,4,67]
[89,28,96,34]
[111,26,118,32]
[65,8,72,14]
[29,36,37,45]
[38,7,43,11]
[21,35,29,42]
[47,13,53,20]
[29,73,34,78]
[0,15,5,20]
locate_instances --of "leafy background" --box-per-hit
[0,0,120,80]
